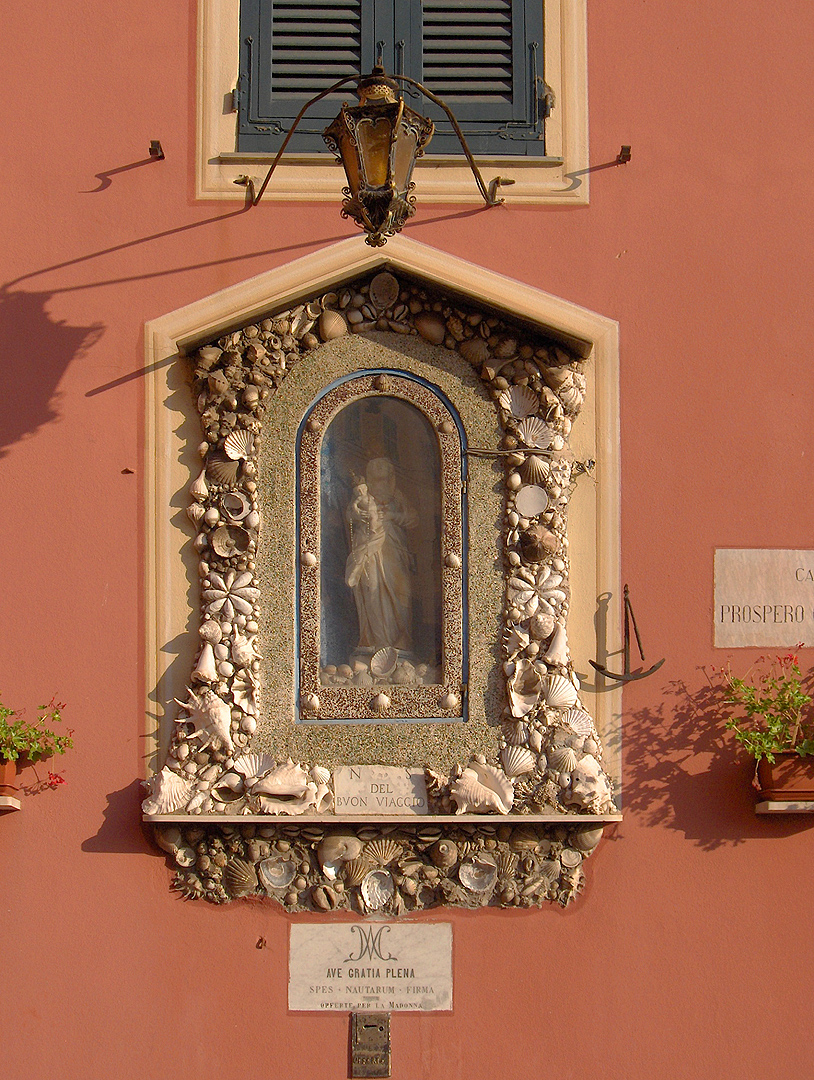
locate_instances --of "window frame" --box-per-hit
[197,0,589,204]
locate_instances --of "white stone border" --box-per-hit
[144,235,621,795]
[196,0,590,205]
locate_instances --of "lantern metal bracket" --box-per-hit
[589,584,665,683]
[234,68,506,211]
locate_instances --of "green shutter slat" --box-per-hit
[239,0,546,157]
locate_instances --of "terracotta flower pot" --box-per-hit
[0,757,21,811]
[756,752,814,801]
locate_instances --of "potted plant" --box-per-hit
[722,649,814,800]
[0,697,73,811]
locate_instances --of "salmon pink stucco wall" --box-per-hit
[2,2,814,1078]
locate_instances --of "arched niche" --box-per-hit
[297,372,467,724]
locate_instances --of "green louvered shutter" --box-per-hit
[238,0,546,156]
[415,0,546,155]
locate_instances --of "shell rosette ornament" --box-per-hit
[202,569,259,621]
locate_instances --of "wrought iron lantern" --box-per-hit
[236,67,506,246]
[322,67,434,247]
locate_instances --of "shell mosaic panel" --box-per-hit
[146,270,617,910]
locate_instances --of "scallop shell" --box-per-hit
[342,857,371,886]
[542,674,579,708]
[221,492,251,521]
[503,721,528,746]
[224,857,258,897]
[364,838,401,867]
[141,767,195,815]
[206,451,241,486]
[514,485,549,519]
[501,744,536,777]
[361,869,395,910]
[233,753,277,781]
[459,337,490,365]
[370,692,391,714]
[370,646,398,678]
[499,385,538,419]
[495,850,519,877]
[211,525,251,558]
[458,854,497,893]
[414,313,446,345]
[560,708,594,737]
[368,271,400,310]
[224,429,255,461]
[539,858,562,884]
[257,857,296,890]
[493,336,518,359]
[508,659,542,718]
[516,417,554,449]
[450,761,514,815]
[311,765,331,785]
[548,745,580,773]
[521,455,550,484]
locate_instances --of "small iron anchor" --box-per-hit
[590,584,665,683]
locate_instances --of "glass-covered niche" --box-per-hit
[297,372,466,723]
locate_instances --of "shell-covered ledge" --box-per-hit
[146,269,619,911]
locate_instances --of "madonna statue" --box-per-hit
[344,457,418,654]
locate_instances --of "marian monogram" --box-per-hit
[345,925,397,963]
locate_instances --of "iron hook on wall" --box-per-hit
[590,584,665,683]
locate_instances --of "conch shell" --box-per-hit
[450,760,514,815]
[141,767,195,815]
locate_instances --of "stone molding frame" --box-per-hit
[143,236,621,910]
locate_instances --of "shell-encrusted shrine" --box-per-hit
[146,269,618,911]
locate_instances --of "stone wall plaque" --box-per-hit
[333,766,429,815]
[714,549,814,647]
[289,923,452,1011]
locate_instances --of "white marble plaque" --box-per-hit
[333,765,429,815]
[714,549,814,647]
[289,923,452,1011]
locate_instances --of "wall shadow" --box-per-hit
[81,778,157,854]
[624,670,814,849]
[0,288,104,457]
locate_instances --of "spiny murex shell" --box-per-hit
[174,687,234,754]
[451,760,514,815]
[142,767,195,815]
